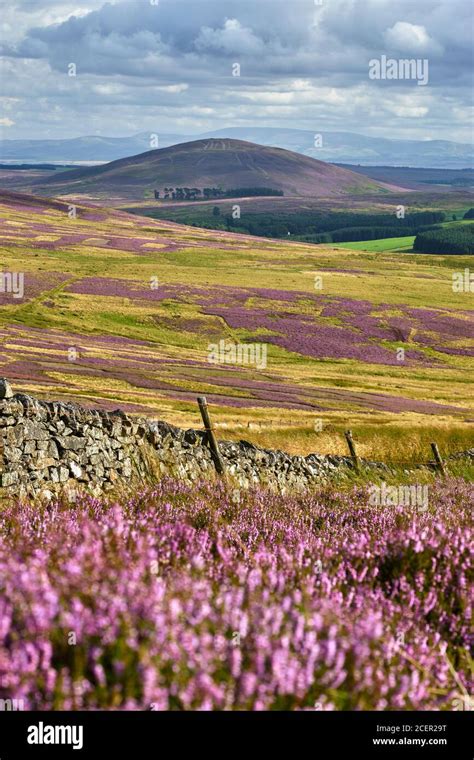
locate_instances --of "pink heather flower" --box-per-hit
[0,477,469,710]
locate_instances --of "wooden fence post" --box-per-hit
[431,442,446,476]
[344,429,360,472]
[197,396,225,475]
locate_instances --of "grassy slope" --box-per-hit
[0,192,472,461]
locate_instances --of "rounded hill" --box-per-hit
[35,138,394,199]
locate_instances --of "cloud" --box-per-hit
[385,101,430,119]
[384,22,443,55]
[0,0,472,142]
[195,19,263,56]
[92,83,124,96]
[0,118,15,127]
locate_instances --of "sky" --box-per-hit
[0,0,473,143]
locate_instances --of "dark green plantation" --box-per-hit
[414,225,474,254]
[127,205,448,243]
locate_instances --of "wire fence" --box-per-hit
[197,396,473,476]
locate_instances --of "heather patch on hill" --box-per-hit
[0,477,471,710]
[65,280,473,365]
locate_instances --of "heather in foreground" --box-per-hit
[0,478,472,710]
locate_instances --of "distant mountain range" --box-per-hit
[335,164,474,190]
[1,127,472,169]
[30,138,393,199]
[0,133,180,164]
[199,129,473,170]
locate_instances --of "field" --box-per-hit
[0,190,473,462]
[336,236,416,252]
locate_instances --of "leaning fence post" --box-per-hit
[197,396,225,475]
[344,429,360,472]
[431,442,446,476]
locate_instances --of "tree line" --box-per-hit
[413,226,474,255]
[155,187,283,200]
[221,210,447,240]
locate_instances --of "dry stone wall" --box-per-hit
[0,388,358,499]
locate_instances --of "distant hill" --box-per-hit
[1,128,472,169]
[0,133,184,163]
[30,138,394,199]
[334,164,474,190]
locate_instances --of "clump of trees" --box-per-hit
[157,186,283,200]
[463,208,474,219]
[413,226,474,254]
[162,187,203,200]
